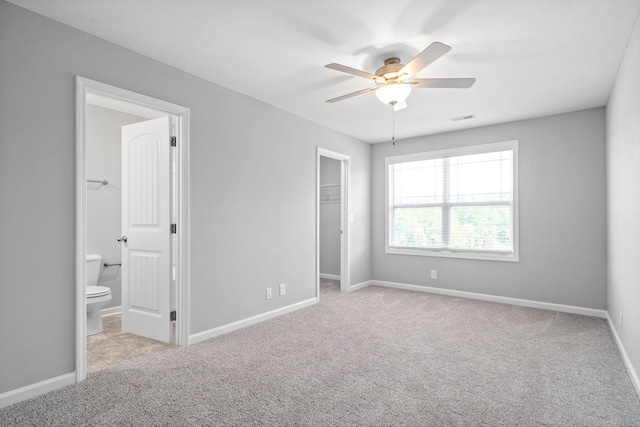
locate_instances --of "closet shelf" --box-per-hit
[320,184,341,204]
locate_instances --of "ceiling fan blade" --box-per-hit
[411,78,476,88]
[325,63,378,80]
[326,87,377,103]
[399,42,452,76]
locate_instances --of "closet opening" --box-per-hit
[316,148,351,296]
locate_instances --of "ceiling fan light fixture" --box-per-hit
[375,84,412,106]
[326,41,474,110]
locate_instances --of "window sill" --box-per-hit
[386,247,519,262]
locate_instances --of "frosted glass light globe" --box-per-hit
[375,84,412,105]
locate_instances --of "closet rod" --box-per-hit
[87,179,108,185]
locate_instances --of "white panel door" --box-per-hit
[121,116,171,343]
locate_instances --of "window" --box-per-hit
[386,140,518,261]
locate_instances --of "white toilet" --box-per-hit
[86,254,112,336]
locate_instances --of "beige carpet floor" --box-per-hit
[1,279,639,426]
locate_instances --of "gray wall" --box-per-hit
[371,108,606,309]
[0,0,623,399]
[0,1,371,393]
[86,105,147,309]
[606,12,640,388]
[319,156,341,276]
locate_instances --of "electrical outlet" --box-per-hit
[620,311,624,329]
[279,283,286,296]
[430,270,437,280]
[266,288,272,300]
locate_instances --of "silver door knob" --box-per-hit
[117,235,128,243]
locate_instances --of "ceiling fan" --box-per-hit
[325,42,475,111]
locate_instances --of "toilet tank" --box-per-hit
[86,254,102,286]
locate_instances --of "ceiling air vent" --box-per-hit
[449,114,476,122]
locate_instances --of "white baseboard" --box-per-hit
[319,273,340,280]
[606,313,640,399]
[371,280,608,318]
[189,297,318,345]
[101,305,121,317]
[348,280,372,293]
[0,372,75,409]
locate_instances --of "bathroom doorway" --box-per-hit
[316,148,351,296]
[75,77,191,381]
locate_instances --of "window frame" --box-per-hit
[385,140,519,262]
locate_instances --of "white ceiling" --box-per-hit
[8,0,640,143]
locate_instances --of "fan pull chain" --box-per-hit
[392,108,396,146]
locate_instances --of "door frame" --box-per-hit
[75,76,191,382]
[316,147,351,295]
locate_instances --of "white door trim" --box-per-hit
[75,76,191,383]
[317,147,351,295]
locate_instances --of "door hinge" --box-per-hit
[170,136,177,147]
[170,310,176,322]
[171,223,177,234]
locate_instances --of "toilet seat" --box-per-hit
[87,285,111,298]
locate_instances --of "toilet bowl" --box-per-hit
[86,254,112,335]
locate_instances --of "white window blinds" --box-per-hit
[386,141,518,261]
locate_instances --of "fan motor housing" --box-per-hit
[375,58,406,83]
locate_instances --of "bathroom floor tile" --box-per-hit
[86,314,172,373]
[89,339,134,365]
[87,351,109,373]
[87,333,110,345]
[102,315,121,332]
[134,342,171,355]
[110,332,169,351]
